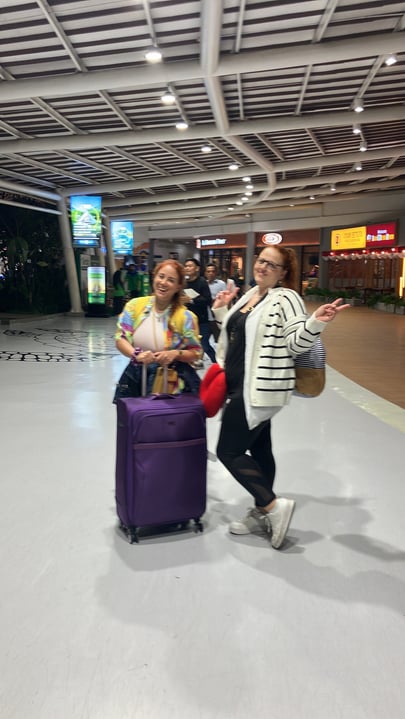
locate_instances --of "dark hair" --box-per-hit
[184,257,200,268]
[152,260,186,318]
[205,262,217,271]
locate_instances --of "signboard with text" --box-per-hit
[331,226,366,250]
[366,222,396,248]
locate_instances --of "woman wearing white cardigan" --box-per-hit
[212,245,348,549]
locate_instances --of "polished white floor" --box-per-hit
[1,315,404,719]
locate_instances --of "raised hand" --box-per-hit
[314,297,350,323]
[212,281,240,309]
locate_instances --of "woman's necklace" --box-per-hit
[241,290,267,313]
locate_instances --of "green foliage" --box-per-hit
[0,205,70,314]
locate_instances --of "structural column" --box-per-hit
[246,229,256,285]
[103,216,116,280]
[57,198,83,314]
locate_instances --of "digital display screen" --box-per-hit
[71,196,102,247]
[111,220,134,255]
[87,266,106,305]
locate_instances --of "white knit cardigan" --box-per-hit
[213,286,326,427]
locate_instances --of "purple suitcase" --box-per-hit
[115,393,207,543]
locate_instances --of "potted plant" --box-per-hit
[366,293,379,309]
[381,294,397,313]
[394,297,405,315]
[346,289,363,306]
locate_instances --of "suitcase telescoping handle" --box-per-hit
[141,362,169,397]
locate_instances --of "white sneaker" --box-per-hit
[266,498,295,549]
[229,507,266,535]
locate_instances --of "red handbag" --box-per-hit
[199,363,227,417]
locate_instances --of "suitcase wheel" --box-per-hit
[193,518,204,533]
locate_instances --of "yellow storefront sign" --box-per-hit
[331,226,366,250]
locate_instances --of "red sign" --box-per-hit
[366,222,396,248]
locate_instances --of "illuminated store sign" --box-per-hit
[70,195,102,248]
[331,226,365,250]
[331,222,397,251]
[366,222,396,248]
[196,238,227,248]
[261,232,282,245]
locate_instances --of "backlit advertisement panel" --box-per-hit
[111,221,134,254]
[331,226,366,250]
[71,196,102,247]
[366,222,397,248]
[87,266,106,305]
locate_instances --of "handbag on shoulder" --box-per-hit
[294,336,326,398]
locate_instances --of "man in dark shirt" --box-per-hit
[184,257,216,363]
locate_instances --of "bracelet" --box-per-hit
[130,347,142,364]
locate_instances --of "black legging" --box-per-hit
[216,396,276,507]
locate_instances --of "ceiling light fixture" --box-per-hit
[236,201,243,206]
[145,46,163,63]
[201,145,212,153]
[241,196,249,202]
[242,176,251,182]
[359,139,367,152]
[161,91,176,105]
[245,191,253,196]
[309,195,315,200]
[229,163,239,171]
[176,121,188,130]
[355,161,362,171]
[330,184,336,192]
[353,97,364,113]
[385,54,397,66]
[245,184,254,190]
[228,206,234,211]
[352,123,361,135]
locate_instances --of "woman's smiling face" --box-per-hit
[253,248,286,291]
[153,263,182,306]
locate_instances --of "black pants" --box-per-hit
[217,396,276,507]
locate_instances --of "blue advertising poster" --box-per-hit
[111,221,134,255]
[70,196,102,247]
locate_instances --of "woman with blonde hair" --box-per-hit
[114,260,202,399]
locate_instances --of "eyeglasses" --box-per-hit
[255,258,284,271]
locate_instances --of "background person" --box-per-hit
[212,246,349,550]
[205,262,226,342]
[114,260,202,400]
[184,257,216,365]
[112,266,126,315]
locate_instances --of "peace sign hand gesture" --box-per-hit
[314,297,350,323]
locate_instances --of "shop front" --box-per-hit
[322,221,405,302]
[196,228,320,294]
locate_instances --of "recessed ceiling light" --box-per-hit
[242,176,251,182]
[245,191,253,196]
[228,206,234,210]
[201,145,212,153]
[236,201,243,206]
[245,184,254,190]
[229,163,239,171]
[241,196,249,202]
[309,195,315,200]
[385,54,397,66]
[176,121,188,130]
[161,91,176,105]
[145,46,163,63]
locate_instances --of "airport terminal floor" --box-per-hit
[0,307,404,719]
